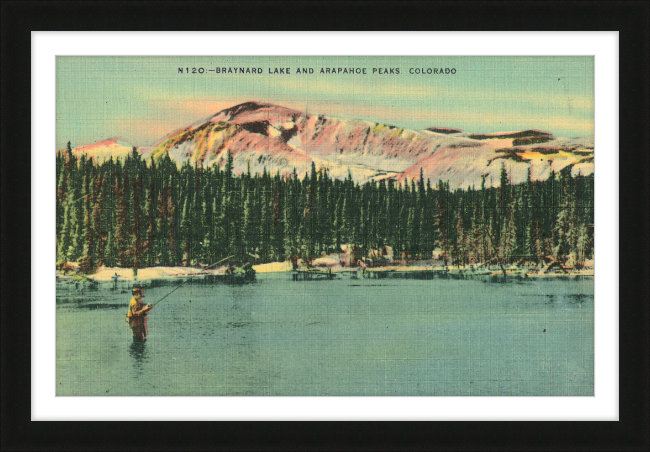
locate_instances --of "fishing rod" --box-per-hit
[68,193,91,204]
[150,254,236,306]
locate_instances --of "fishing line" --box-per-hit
[150,254,235,306]
[67,193,91,204]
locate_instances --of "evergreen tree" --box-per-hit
[79,168,95,272]
[55,167,68,254]
[419,179,435,259]
[301,176,316,262]
[144,166,156,266]
[499,191,516,263]
[386,179,397,250]
[115,171,129,267]
[284,171,300,258]
[318,169,333,254]
[230,181,244,258]
[333,193,344,252]
[554,174,575,263]
[93,175,106,267]
[453,198,467,266]
[209,197,219,262]
[167,176,180,266]
[259,186,271,262]
[104,231,116,267]
[57,189,75,263]
[407,205,420,258]
[554,199,571,262]
[434,180,449,261]
[218,178,231,259]
[574,221,589,269]
[243,185,257,256]
[131,177,144,269]
[272,179,285,261]
[192,166,205,262]
[395,185,405,256]
[522,168,533,262]
[157,186,169,265]
[180,195,193,265]
[469,192,482,264]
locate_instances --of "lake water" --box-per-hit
[56,274,594,396]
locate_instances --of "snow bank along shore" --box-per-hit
[56,258,593,285]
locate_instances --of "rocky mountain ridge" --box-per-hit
[63,101,594,187]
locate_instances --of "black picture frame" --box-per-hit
[2,1,648,450]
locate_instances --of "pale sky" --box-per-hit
[56,56,594,149]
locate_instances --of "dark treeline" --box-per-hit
[56,144,594,272]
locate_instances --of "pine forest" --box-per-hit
[56,145,594,273]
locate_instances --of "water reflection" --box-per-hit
[85,303,124,310]
[56,297,126,310]
[129,341,149,374]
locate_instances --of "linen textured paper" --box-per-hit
[56,56,594,396]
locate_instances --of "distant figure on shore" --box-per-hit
[126,287,153,342]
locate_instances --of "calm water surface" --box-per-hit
[56,274,594,396]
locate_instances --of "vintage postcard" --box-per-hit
[55,56,594,396]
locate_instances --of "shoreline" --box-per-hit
[56,261,594,286]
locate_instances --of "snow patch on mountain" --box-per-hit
[65,102,594,187]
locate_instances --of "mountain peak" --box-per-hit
[61,136,134,163]
[73,137,133,151]
[205,101,305,127]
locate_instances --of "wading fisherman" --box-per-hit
[126,287,153,342]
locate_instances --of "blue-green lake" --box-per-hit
[56,274,594,396]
